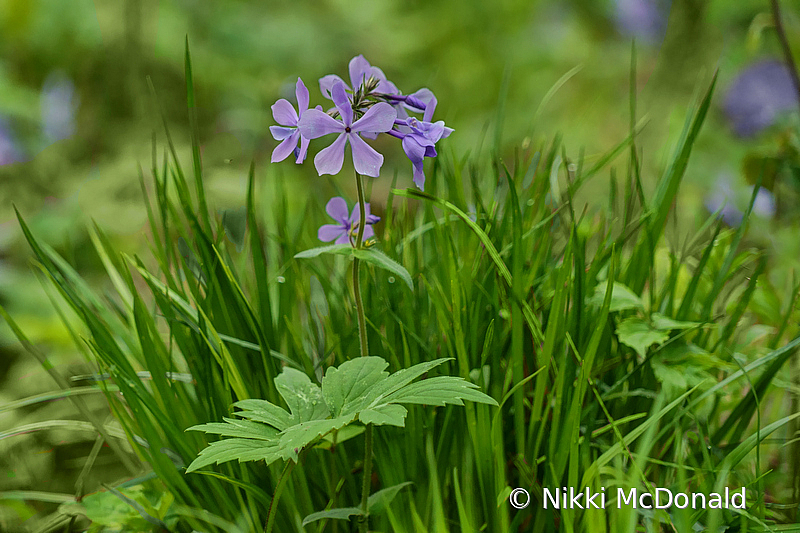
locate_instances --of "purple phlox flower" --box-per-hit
[319,55,399,101]
[724,60,798,138]
[752,187,776,219]
[614,0,670,44]
[298,81,396,177]
[318,197,380,245]
[42,71,78,142]
[704,174,743,226]
[0,119,21,165]
[392,96,453,190]
[270,78,311,163]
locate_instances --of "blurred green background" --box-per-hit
[1,0,799,527]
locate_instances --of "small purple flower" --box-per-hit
[298,81,396,177]
[318,197,380,244]
[704,174,743,226]
[614,0,670,44]
[42,71,78,142]
[270,78,311,163]
[0,119,21,165]
[392,96,453,190]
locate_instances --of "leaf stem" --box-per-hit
[264,460,295,533]
[359,423,374,533]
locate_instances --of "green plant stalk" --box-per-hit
[264,460,295,533]
[354,171,369,359]
[353,170,373,533]
[359,422,374,533]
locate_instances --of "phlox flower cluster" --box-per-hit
[269,55,452,191]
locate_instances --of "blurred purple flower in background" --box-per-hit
[41,71,79,142]
[724,60,798,138]
[0,119,21,165]
[705,173,776,226]
[705,174,744,226]
[614,0,670,44]
[318,197,380,244]
[752,187,776,219]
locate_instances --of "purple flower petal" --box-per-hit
[376,77,399,95]
[320,74,348,100]
[349,133,384,177]
[361,225,375,241]
[331,82,353,126]
[351,102,396,134]
[422,93,438,122]
[272,99,298,126]
[349,202,372,224]
[314,133,347,175]
[296,135,310,164]
[334,232,351,245]
[271,131,300,163]
[269,125,295,141]
[412,160,426,190]
[318,224,347,242]
[298,109,344,139]
[402,135,426,165]
[426,121,445,142]
[349,55,372,89]
[326,197,350,223]
[295,78,309,115]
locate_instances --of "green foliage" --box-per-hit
[3,44,800,533]
[187,357,496,472]
[295,244,414,290]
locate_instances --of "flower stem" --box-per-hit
[358,423,374,533]
[353,170,373,533]
[353,171,369,359]
[264,460,295,533]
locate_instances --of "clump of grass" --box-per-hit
[2,48,799,533]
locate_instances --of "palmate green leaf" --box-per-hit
[187,357,496,471]
[358,404,408,427]
[616,316,669,357]
[185,438,280,473]
[322,357,391,416]
[232,399,293,431]
[588,280,643,312]
[189,418,279,440]
[273,368,330,424]
[276,417,353,462]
